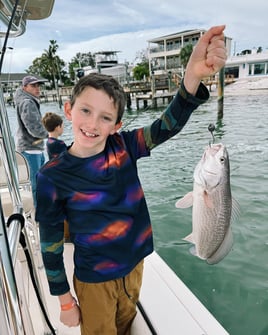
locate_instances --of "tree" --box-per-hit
[132,61,149,80]
[68,52,96,81]
[26,40,70,87]
[132,49,149,80]
[179,44,193,72]
[42,40,61,88]
[134,49,148,64]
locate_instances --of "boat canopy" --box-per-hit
[0,0,55,37]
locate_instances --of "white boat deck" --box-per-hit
[136,252,229,335]
[17,243,229,335]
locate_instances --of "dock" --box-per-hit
[128,74,235,109]
[134,91,175,109]
[36,74,235,109]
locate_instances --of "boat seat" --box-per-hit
[0,151,34,217]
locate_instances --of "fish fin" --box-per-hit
[206,226,233,265]
[183,233,194,243]
[189,246,197,256]
[203,190,214,209]
[175,192,193,208]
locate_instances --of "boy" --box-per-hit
[36,25,227,335]
[42,112,67,159]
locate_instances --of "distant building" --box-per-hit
[1,73,48,104]
[147,29,232,76]
[225,49,268,79]
[1,73,48,92]
[147,28,268,80]
[82,51,132,85]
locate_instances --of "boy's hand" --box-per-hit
[60,305,81,327]
[184,25,227,95]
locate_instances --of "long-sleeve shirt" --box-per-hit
[46,137,67,159]
[35,81,209,296]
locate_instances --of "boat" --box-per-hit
[0,1,230,334]
[81,51,132,85]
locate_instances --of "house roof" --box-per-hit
[147,29,206,43]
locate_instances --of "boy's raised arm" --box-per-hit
[184,25,227,96]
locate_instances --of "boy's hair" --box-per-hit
[42,112,63,132]
[70,73,126,124]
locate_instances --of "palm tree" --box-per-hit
[179,44,193,74]
[42,40,59,89]
[42,40,63,106]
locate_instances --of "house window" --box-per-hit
[166,41,173,51]
[166,55,180,69]
[174,40,181,49]
[151,57,165,71]
[253,63,265,75]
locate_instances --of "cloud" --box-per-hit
[1,0,268,72]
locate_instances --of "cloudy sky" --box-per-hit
[1,0,268,73]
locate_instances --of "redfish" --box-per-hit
[175,143,239,264]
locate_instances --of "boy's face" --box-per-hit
[64,87,122,158]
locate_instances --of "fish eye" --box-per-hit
[220,156,225,163]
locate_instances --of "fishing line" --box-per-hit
[121,102,154,130]
[0,0,20,74]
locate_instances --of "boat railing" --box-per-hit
[0,205,26,335]
[0,86,57,333]
[0,1,56,333]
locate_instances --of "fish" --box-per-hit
[175,143,239,265]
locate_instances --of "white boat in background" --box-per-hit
[0,1,229,334]
[83,51,132,85]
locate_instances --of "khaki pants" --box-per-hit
[74,261,143,335]
[64,219,70,241]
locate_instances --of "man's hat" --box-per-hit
[22,75,44,86]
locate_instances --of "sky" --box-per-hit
[1,0,268,73]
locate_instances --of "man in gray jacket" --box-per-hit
[14,75,48,207]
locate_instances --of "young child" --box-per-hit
[36,25,227,335]
[42,112,67,159]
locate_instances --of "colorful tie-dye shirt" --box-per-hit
[36,82,209,296]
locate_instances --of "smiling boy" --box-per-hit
[36,25,227,335]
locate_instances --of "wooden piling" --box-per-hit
[217,67,225,119]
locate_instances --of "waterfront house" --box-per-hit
[147,29,232,76]
[225,48,268,79]
[147,28,268,81]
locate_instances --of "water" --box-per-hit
[6,93,268,335]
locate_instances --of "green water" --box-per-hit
[128,94,268,335]
[7,93,268,335]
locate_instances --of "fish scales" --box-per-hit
[175,143,237,264]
